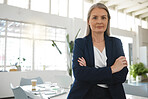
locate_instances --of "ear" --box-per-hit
[88,20,90,25]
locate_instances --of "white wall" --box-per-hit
[139,26,148,47]
[140,46,147,67]
[139,26,148,67]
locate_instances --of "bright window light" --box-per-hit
[7,0,29,9]
[51,0,59,15]
[34,40,67,71]
[0,38,5,67]
[1,19,67,71]
[69,0,83,18]
[59,0,67,17]
[109,9,117,28]
[126,15,134,31]
[0,0,3,3]
[84,1,91,21]
[142,20,147,29]
[118,12,126,30]
[31,0,49,13]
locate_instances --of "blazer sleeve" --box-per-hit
[72,38,112,84]
[108,39,128,85]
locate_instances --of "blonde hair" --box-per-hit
[86,3,111,36]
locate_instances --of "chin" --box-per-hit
[94,30,105,33]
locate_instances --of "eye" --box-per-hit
[102,16,107,20]
[92,16,97,19]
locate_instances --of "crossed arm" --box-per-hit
[78,56,127,74]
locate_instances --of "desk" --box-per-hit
[21,84,68,99]
[123,80,148,98]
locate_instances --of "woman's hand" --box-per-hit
[111,56,128,73]
[78,57,86,66]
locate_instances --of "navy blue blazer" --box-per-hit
[67,33,128,99]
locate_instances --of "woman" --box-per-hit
[67,3,128,99]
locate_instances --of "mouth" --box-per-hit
[96,26,104,28]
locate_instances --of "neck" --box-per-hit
[92,32,104,43]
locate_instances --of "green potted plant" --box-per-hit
[66,29,81,78]
[15,57,26,71]
[130,62,148,82]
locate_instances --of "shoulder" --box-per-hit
[75,35,88,45]
[74,36,88,50]
[108,36,122,44]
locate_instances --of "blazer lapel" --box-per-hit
[85,34,113,67]
[105,35,113,67]
[86,34,95,67]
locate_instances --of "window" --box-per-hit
[0,37,5,70]
[118,12,126,30]
[31,0,49,13]
[34,40,66,70]
[7,0,29,9]
[142,20,147,29]
[59,0,67,17]
[7,22,21,37]
[0,20,6,36]
[84,1,91,21]
[135,18,140,27]
[109,9,117,28]
[69,0,83,18]
[0,19,67,71]
[34,25,46,39]
[34,27,66,70]
[0,20,5,71]
[126,15,134,31]
[0,0,3,4]
[21,23,33,38]
[51,0,59,15]
[51,0,68,16]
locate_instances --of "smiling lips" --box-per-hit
[96,26,104,28]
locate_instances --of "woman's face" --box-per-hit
[88,8,108,34]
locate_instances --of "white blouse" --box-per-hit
[94,46,108,88]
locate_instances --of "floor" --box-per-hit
[2,95,148,99]
[126,94,148,99]
[1,97,14,99]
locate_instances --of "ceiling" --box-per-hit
[94,0,148,20]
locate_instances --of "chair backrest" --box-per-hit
[55,75,72,88]
[20,77,44,86]
[10,83,30,99]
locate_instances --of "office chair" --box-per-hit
[55,75,72,88]
[20,77,44,86]
[10,83,34,99]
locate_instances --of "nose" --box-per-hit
[96,18,102,24]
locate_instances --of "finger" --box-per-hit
[122,62,127,66]
[78,59,83,63]
[79,57,84,62]
[78,57,86,66]
[122,61,128,66]
[120,58,127,63]
[78,60,85,65]
[81,57,86,61]
[79,62,86,66]
[118,56,126,60]
[79,62,84,66]
[119,56,125,58]
[78,58,85,64]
